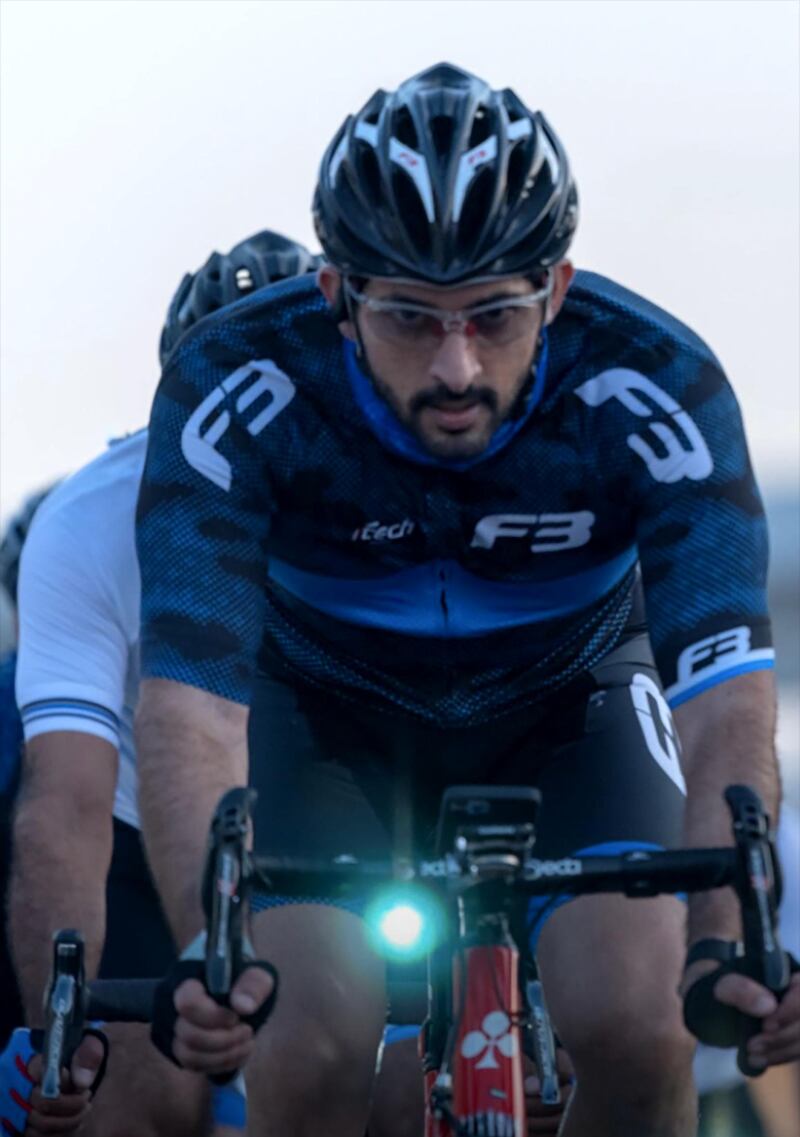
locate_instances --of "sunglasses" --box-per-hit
[344,272,553,350]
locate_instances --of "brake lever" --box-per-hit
[201,786,257,996]
[38,930,87,1099]
[198,787,258,1086]
[725,785,791,1075]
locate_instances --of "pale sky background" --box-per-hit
[1,0,798,522]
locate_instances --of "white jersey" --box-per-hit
[16,430,147,829]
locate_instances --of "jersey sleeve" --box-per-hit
[631,360,773,707]
[15,498,130,747]
[136,336,279,704]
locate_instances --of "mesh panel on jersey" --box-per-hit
[258,570,636,727]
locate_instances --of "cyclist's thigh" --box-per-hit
[246,673,391,1121]
[93,821,207,1137]
[247,669,392,859]
[248,904,386,1121]
[525,631,686,867]
[524,635,689,1057]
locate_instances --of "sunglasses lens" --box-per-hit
[370,309,443,346]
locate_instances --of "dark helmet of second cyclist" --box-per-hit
[313,62,578,286]
[160,229,321,365]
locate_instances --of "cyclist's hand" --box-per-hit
[171,966,275,1075]
[1,1028,105,1135]
[524,1048,574,1135]
[714,970,800,1070]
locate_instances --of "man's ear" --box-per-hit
[317,265,356,341]
[544,260,575,326]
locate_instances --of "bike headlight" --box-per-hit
[364,886,443,961]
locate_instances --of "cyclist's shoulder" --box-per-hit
[561,270,724,373]
[27,430,146,557]
[160,274,341,395]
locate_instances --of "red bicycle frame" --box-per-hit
[424,925,526,1137]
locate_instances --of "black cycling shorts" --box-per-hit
[0,817,174,1043]
[247,626,688,946]
[99,819,176,980]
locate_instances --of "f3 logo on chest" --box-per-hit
[181,360,296,491]
[470,512,595,552]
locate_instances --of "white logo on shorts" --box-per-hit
[630,672,687,794]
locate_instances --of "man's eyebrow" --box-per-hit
[380,290,527,308]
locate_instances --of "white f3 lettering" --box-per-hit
[575,369,713,484]
[630,672,687,794]
[470,512,595,552]
[181,360,295,490]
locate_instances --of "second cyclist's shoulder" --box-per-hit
[561,269,725,375]
[29,430,146,557]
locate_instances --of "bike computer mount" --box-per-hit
[435,785,541,874]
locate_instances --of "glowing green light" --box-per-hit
[378,904,424,949]
[364,886,444,961]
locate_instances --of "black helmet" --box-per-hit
[313,62,578,285]
[160,230,321,364]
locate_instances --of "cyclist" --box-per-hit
[3,230,319,1137]
[134,63,788,1136]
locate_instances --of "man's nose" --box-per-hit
[428,331,482,395]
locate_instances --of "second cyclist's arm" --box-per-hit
[9,733,117,1023]
[135,678,248,948]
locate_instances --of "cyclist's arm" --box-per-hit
[135,338,277,949]
[674,669,778,943]
[10,498,128,1022]
[134,336,279,1072]
[135,678,248,947]
[10,733,117,1022]
[631,356,778,941]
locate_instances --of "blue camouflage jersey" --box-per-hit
[136,271,773,726]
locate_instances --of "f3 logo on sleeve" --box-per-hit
[575,369,713,484]
[181,360,296,491]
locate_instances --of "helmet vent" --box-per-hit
[457,166,494,249]
[468,107,492,148]
[393,168,432,258]
[505,144,528,207]
[393,106,419,149]
[430,114,455,157]
[357,142,383,207]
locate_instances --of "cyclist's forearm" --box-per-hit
[10,766,114,1023]
[675,669,779,942]
[135,678,249,949]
